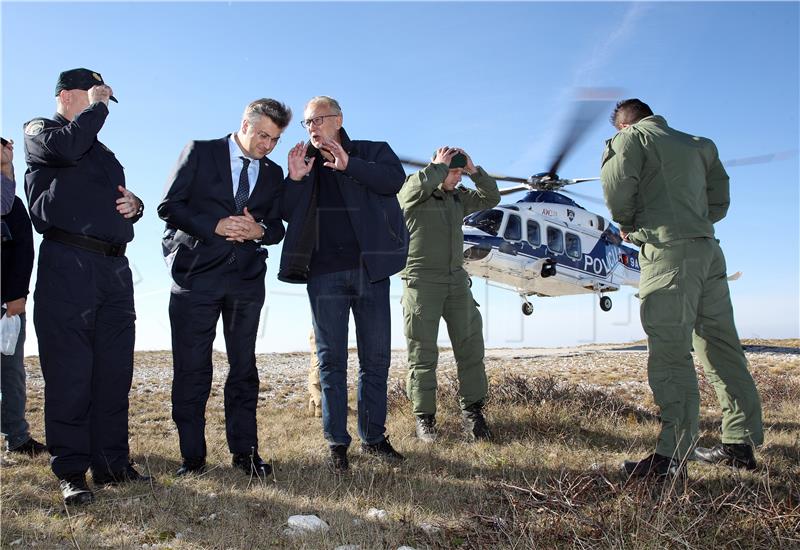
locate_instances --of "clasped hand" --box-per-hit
[215,207,264,242]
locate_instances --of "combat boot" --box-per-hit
[622,453,684,480]
[415,414,437,443]
[462,402,492,441]
[694,443,757,470]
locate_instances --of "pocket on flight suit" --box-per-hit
[638,243,687,337]
[401,281,441,343]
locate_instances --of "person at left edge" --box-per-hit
[23,68,148,506]
[158,98,290,479]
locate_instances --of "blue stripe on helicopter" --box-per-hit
[463,234,640,279]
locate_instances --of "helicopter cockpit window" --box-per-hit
[464,209,504,236]
[565,232,581,259]
[504,214,522,241]
[527,220,541,246]
[547,227,564,254]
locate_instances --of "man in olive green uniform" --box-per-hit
[398,147,500,442]
[600,99,763,479]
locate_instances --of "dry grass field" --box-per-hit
[1,339,798,549]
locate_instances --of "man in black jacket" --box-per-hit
[24,68,146,505]
[158,98,289,479]
[1,136,46,457]
[281,96,408,472]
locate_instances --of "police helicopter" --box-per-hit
[399,92,639,316]
[399,93,791,317]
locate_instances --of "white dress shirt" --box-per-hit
[228,135,260,198]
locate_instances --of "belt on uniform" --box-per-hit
[43,228,127,257]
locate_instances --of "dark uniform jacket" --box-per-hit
[158,136,285,289]
[23,102,141,243]
[279,128,408,284]
[1,197,34,304]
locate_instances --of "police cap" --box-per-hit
[54,68,118,103]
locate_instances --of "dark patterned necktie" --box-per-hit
[234,157,251,214]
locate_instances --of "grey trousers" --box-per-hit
[1,313,32,450]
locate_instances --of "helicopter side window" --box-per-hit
[565,232,581,259]
[547,226,564,254]
[504,214,522,241]
[464,209,504,236]
[527,220,541,246]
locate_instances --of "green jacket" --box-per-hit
[398,163,500,283]
[600,115,730,246]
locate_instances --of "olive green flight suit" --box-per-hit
[398,163,501,415]
[601,115,763,460]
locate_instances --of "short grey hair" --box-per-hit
[305,96,342,115]
[243,98,292,129]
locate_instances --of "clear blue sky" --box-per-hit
[2,1,798,355]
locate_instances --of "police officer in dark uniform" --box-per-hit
[24,68,149,505]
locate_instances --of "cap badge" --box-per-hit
[92,72,101,81]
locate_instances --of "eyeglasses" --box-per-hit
[300,114,338,129]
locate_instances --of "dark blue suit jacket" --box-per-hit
[158,136,285,289]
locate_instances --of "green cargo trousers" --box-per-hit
[639,237,763,459]
[402,278,487,415]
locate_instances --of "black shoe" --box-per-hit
[328,445,349,473]
[361,437,405,463]
[462,403,492,441]
[175,457,206,477]
[694,443,757,470]
[415,415,437,443]
[60,474,94,506]
[232,451,272,478]
[622,453,683,480]
[8,437,48,456]
[93,462,152,486]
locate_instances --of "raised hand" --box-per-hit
[88,84,113,106]
[432,146,458,167]
[320,139,349,171]
[287,141,315,181]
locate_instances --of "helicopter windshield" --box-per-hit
[464,209,504,236]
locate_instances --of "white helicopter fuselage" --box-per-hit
[460,191,640,311]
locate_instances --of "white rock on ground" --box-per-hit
[419,522,441,534]
[285,514,330,536]
[366,508,389,521]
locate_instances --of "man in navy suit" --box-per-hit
[158,98,290,478]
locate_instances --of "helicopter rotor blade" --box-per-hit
[398,157,430,169]
[546,88,621,178]
[498,185,532,196]
[560,177,601,185]
[488,173,530,184]
[561,188,605,205]
[722,149,797,167]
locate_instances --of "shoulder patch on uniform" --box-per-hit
[24,119,45,136]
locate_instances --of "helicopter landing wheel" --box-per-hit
[599,296,612,312]
[522,301,534,316]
